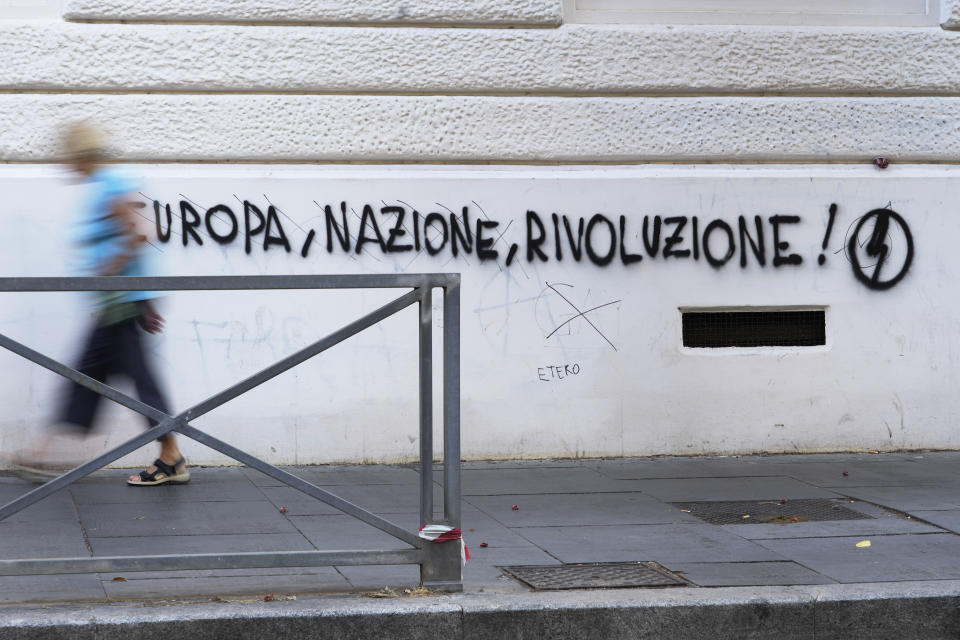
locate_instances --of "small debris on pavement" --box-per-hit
[264,593,275,601]
[480,542,488,548]
[842,471,849,476]
[364,587,433,599]
[856,540,871,548]
[278,506,288,514]
[780,498,788,504]
[868,450,879,454]
[111,577,127,582]
[511,504,519,510]
[790,516,800,523]
[742,515,751,519]
[133,515,145,520]
[681,509,691,513]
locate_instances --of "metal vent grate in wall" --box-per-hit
[682,310,825,348]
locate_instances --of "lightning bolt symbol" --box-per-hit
[865,210,891,284]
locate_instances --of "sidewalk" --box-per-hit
[1,452,960,636]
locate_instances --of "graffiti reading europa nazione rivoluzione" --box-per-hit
[147,198,913,291]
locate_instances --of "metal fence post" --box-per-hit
[421,276,463,591]
[418,285,434,527]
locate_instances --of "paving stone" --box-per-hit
[832,486,960,512]
[314,484,445,514]
[462,546,561,590]
[666,561,835,586]
[89,532,314,556]
[462,460,585,470]
[517,524,786,564]
[256,486,345,516]
[466,493,701,527]
[0,490,79,525]
[899,510,960,533]
[457,508,546,549]
[629,477,842,502]
[594,457,788,480]
[78,500,298,537]
[720,516,942,540]
[755,533,960,582]
[0,521,90,559]
[243,465,420,487]
[259,483,443,516]
[102,568,350,600]
[778,461,945,487]
[69,469,263,504]
[290,514,418,551]
[460,467,637,496]
[0,574,105,604]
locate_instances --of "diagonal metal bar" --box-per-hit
[0,289,418,523]
[183,288,420,421]
[176,424,422,548]
[0,332,169,424]
[0,549,422,576]
[0,419,181,521]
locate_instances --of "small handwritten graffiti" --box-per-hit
[537,363,581,382]
[542,282,620,352]
[148,197,914,291]
[845,208,914,291]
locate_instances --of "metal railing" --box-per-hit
[0,274,462,591]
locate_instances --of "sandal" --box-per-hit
[127,458,190,486]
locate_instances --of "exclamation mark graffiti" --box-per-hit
[818,203,838,266]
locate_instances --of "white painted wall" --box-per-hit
[0,165,953,466]
[0,1,957,463]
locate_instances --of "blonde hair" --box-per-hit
[61,120,109,161]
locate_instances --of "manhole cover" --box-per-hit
[671,498,874,525]
[500,562,687,590]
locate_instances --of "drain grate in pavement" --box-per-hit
[671,498,874,525]
[500,562,687,590]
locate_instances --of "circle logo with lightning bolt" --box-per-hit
[847,208,914,291]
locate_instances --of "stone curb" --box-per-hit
[1,581,958,639]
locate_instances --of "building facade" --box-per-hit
[0,1,958,466]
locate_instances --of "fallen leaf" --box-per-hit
[111,577,127,582]
[480,542,488,548]
[264,593,275,601]
[790,517,800,523]
[742,515,751,519]
[868,450,879,455]
[780,498,788,504]
[856,540,871,548]
[681,509,691,513]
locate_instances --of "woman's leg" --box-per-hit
[116,318,185,482]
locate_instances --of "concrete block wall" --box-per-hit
[0,1,958,464]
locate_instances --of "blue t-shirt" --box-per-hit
[74,167,155,308]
